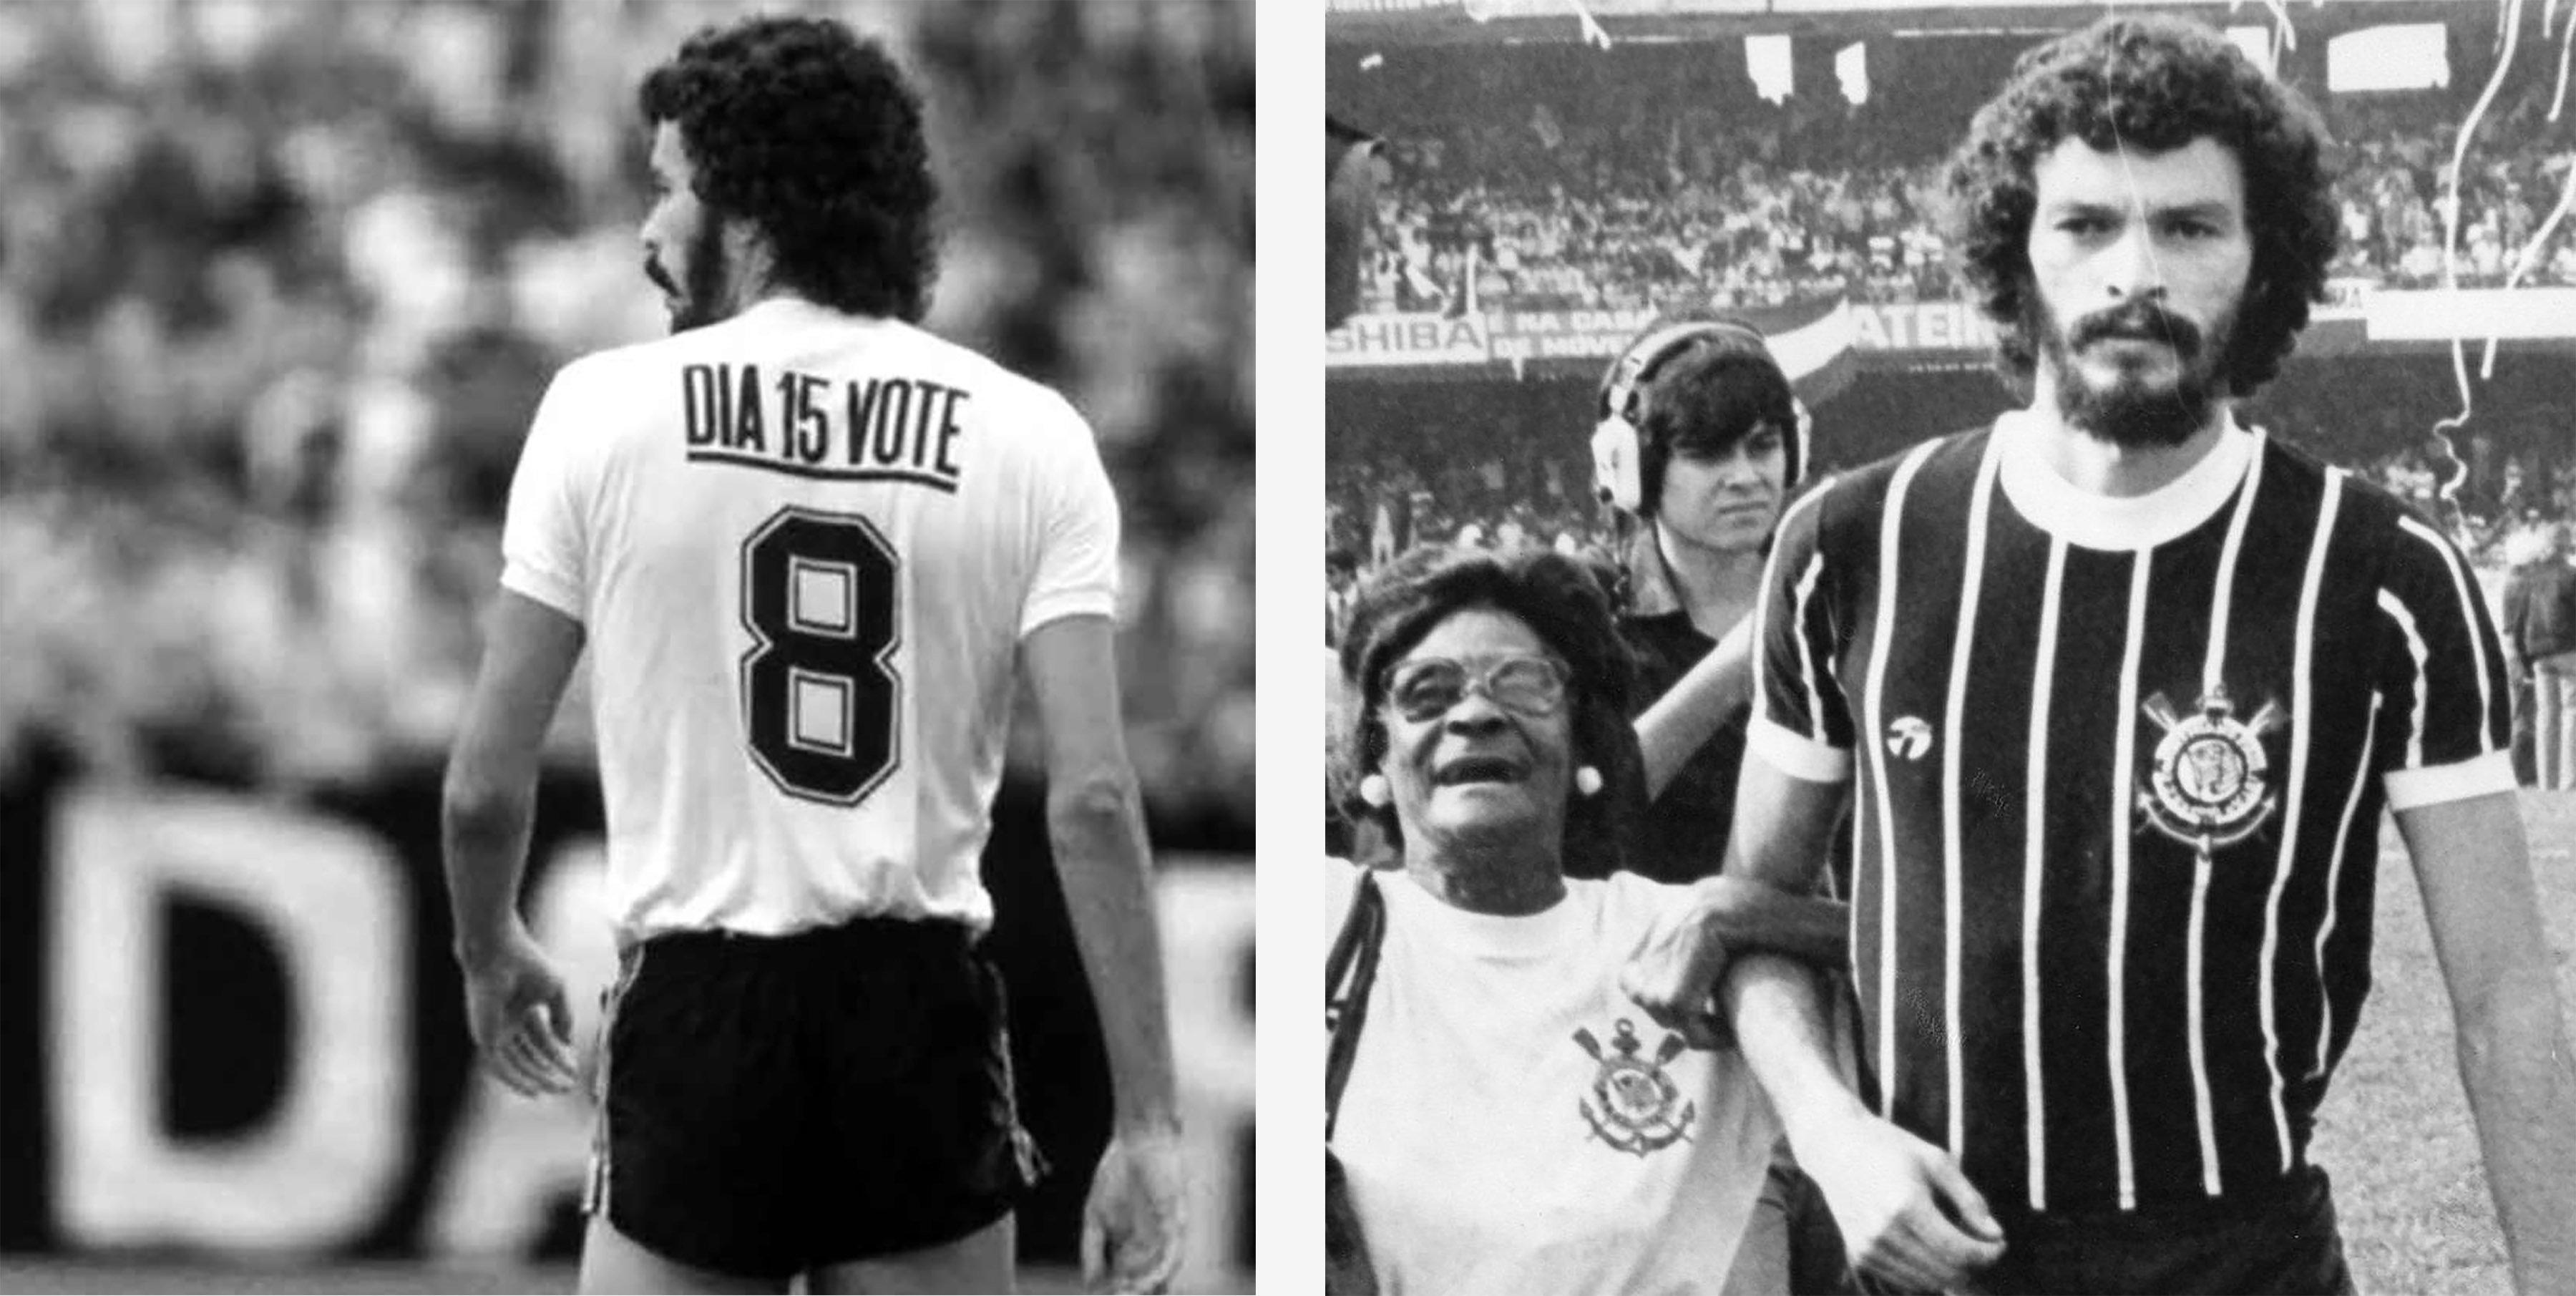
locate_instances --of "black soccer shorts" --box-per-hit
[583,915,1045,1280]
[1867,1163,2355,1296]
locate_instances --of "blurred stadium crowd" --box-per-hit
[1340,42,2576,316]
[0,0,1252,833]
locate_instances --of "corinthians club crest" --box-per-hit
[1574,1018,1694,1156]
[2139,685,2287,852]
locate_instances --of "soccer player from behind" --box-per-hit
[1624,16,2576,1294]
[439,17,1183,1295]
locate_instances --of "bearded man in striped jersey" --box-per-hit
[1623,16,2576,1295]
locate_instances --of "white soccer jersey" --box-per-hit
[501,297,1120,941]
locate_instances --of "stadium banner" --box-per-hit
[2318,276,2377,319]
[1327,286,2575,384]
[1326,311,1493,367]
[1844,299,1994,356]
[1327,0,1459,11]
[0,756,1252,1287]
[2363,286,2576,341]
[1322,298,1994,370]
[1332,298,1979,375]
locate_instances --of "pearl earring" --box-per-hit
[1574,766,1603,796]
[1360,774,1391,807]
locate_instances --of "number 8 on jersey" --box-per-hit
[738,505,902,804]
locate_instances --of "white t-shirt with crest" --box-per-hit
[1328,859,1777,1295]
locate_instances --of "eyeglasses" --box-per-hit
[1384,654,1572,723]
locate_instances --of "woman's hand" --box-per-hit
[1619,882,1742,1048]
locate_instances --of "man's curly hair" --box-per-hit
[640,16,938,322]
[1944,16,2338,396]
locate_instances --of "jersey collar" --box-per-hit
[733,293,838,328]
[1994,406,2260,552]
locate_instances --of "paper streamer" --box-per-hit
[2225,0,2318,57]
[2552,4,2572,118]
[1569,0,1611,49]
[2429,0,2525,462]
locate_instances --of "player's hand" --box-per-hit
[457,924,578,1098]
[1080,1121,1186,1294]
[1797,1111,2006,1292]
[1619,881,1742,1048]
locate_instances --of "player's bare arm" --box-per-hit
[1625,751,1845,1041]
[1724,947,2007,1292]
[1020,613,1186,1294]
[2394,791,2576,1294]
[1622,746,1851,1030]
[1631,756,2005,1287]
[442,590,585,1099]
[1634,613,1755,799]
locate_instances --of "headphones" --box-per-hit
[1591,318,1810,512]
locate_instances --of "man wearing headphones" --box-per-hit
[1593,316,1855,1295]
[1593,316,1815,883]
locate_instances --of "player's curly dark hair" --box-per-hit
[1334,545,1643,875]
[1944,15,2338,396]
[640,16,938,321]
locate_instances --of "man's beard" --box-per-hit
[645,218,731,335]
[2030,293,2236,449]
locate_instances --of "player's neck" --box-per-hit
[728,282,807,316]
[716,232,805,318]
[1653,522,1765,639]
[2024,369,2233,500]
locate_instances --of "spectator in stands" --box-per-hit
[2504,522,2576,790]
[1327,547,1359,647]
[1329,116,1383,330]
[1348,47,2576,321]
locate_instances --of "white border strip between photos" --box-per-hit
[1255,3,1329,1293]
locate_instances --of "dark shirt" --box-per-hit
[1604,527,1748,885]
[1619,607,1750,884]
[2502,560,2576,663]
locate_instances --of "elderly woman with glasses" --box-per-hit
[1327,544,1796,1295]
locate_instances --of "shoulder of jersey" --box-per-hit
[928,334,1093,437]
[2281,439,2423,546]
[1791,423,1989,530]
[1848,424,1988,489]
[2283,438,2396,518]
[539,329,696,407]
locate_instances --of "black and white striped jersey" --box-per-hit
[1751,411,2514,1215]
